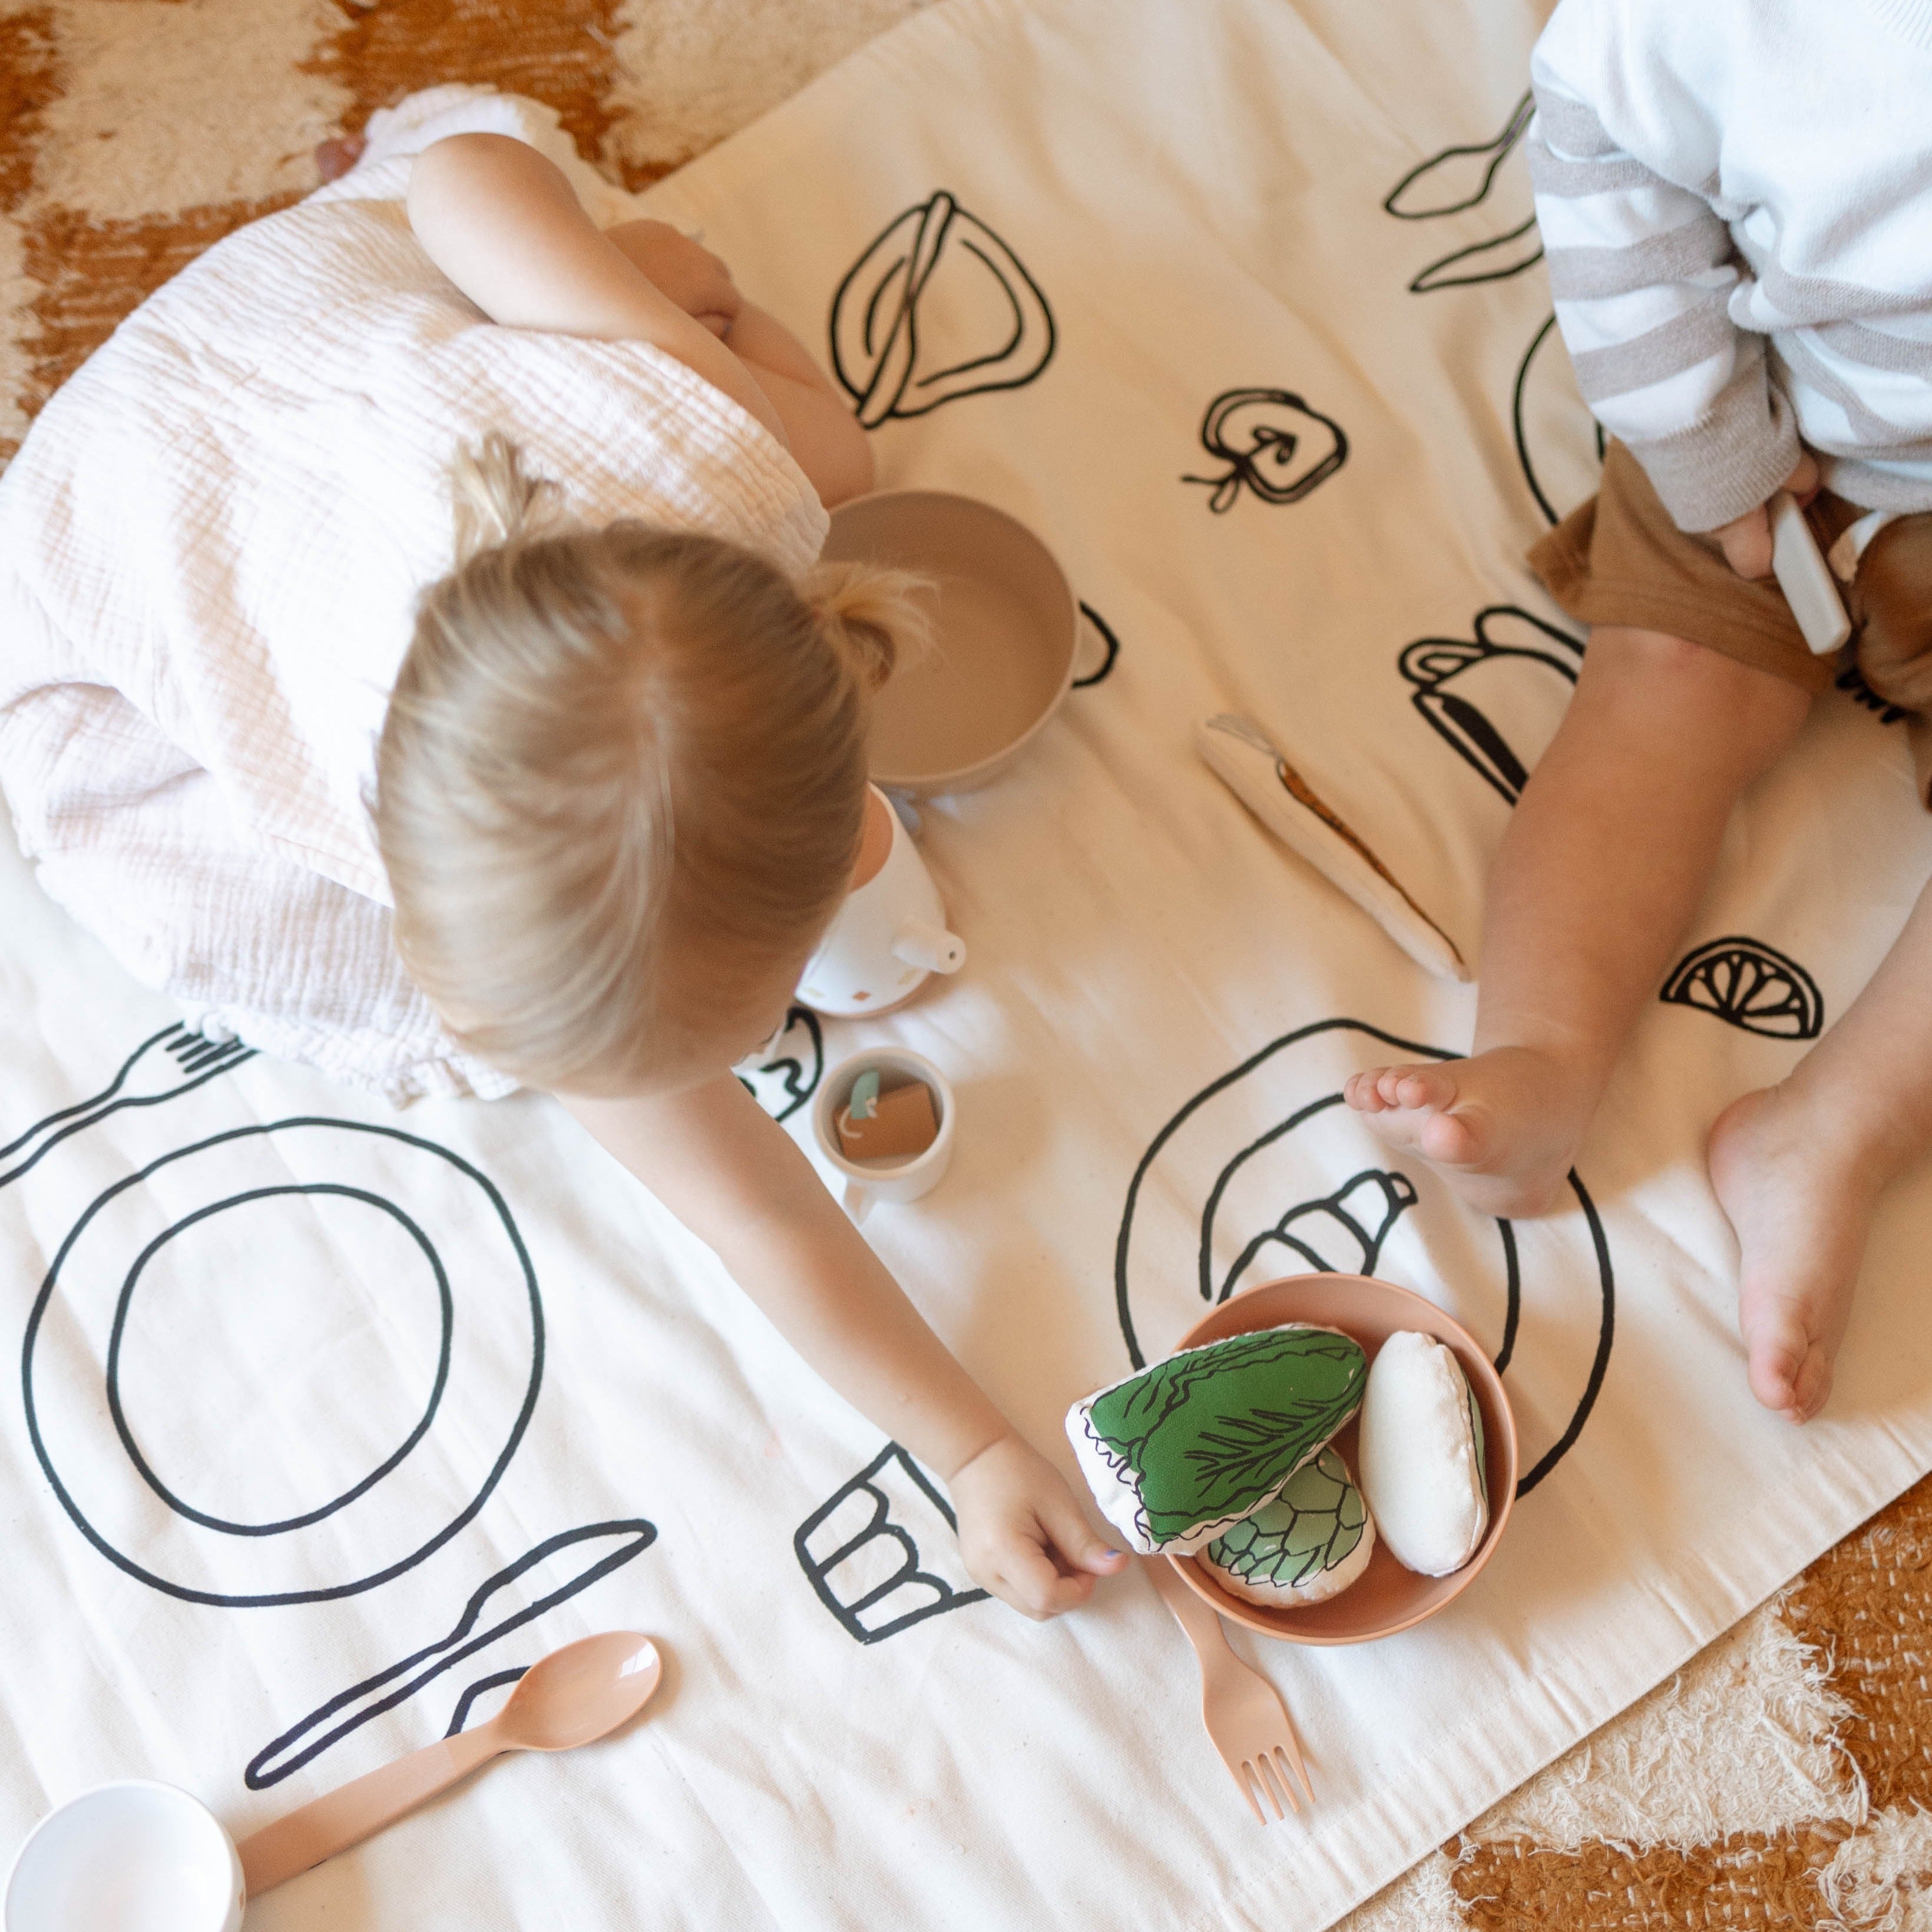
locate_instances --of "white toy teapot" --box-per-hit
[796,788,965,1017]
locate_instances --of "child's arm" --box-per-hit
[406,134,790,446]
[1528,28,1798,541]
[601,219,876,507]
[560,1074,1127,1619]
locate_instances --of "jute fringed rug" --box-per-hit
[5,3,1932,1927]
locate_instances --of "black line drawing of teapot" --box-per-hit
[6,1023,658,1784]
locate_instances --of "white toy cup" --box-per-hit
[811,1048,956,1223]
[5,1782,244,1932]
[796,789,965,1017]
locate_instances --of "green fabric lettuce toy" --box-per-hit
[1064,1325,1368,1555]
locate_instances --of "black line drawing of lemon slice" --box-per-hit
[829,190,1056,428]
[1660,937,1825,1040]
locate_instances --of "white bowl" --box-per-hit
[5,1782,243,1932]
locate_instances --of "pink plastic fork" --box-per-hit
[1146,1559,1315,1822]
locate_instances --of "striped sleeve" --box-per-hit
[1528,74,1800,531]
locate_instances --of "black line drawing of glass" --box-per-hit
[794,1443,989,1643]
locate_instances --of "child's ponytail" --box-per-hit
[448,430,564,562]
[800,560,931,695]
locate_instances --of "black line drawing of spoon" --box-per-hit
[1384,91,1543,293]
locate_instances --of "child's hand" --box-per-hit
[601,218,742,338]
[1715,454,1820,580]
[948,1432,1128,1620]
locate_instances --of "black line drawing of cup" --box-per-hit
[1182,389,1348,514]
[793,1443,988,1643]
[829,190,1056,427]
[1113,1017,1614,1499]
[1398,605,1586,806]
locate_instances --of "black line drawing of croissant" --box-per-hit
[829,191,1056,427]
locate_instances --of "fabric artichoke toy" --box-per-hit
[1065,1325,1367,1556]
[1198,1445,1376,1606]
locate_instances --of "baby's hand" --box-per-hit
[602,218,742,339]
[1715,454,1820,580]
[948,1433,1128,1620]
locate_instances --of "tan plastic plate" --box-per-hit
[822,490,1079,796]
[1169,1273,1519,1644]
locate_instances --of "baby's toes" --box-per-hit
[1744,1313,1805,1415]
[1418,1106,1485,1170]
[1786,1345,1834,1425]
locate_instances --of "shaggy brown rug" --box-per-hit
[2,3,1930,1923]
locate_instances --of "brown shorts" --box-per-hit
[1529,441,1932,802]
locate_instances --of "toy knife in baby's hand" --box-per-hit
[1770,491,1852,656]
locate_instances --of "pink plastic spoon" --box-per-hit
[237,1632,663,1897]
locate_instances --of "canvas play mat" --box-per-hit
[8,0,1932,1927]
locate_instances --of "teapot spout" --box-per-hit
[891,921,966,975]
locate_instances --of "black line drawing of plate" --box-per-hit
[737,1005,825,1123]
[829,190,1056,427]
[1384,92,1543,294]
[22,1117,545,1607]
[1113,1018,1614,1498]
[1182,389,1348,514]
[794,1443,990,1643]
[8,1047,660,1776]
[1399,605,1586,805]
[1660,937,1825,1041]
[1514,312,1606,527]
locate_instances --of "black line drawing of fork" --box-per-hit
[0,1023,255,1190]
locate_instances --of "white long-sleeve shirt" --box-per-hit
[1528,0,1932,532]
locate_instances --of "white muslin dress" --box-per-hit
[0,87,828,1101]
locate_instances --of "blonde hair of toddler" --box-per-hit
[375,433,925,1094]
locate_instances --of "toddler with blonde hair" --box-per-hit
[0,110,1125,1619]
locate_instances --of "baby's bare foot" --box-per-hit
[1342,1046,1589,1218]
[1709,1083,1876,1424]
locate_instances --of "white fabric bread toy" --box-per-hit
[1356,1330,1489,1577]
[1197,714,1469,981]
[1198,1445,1376,1607]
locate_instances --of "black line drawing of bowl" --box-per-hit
[829,190,1056,428]
[1113,1017,1614,1499]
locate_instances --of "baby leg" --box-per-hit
[1347,627,1810,1215]
[1711,874,1932,1422]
